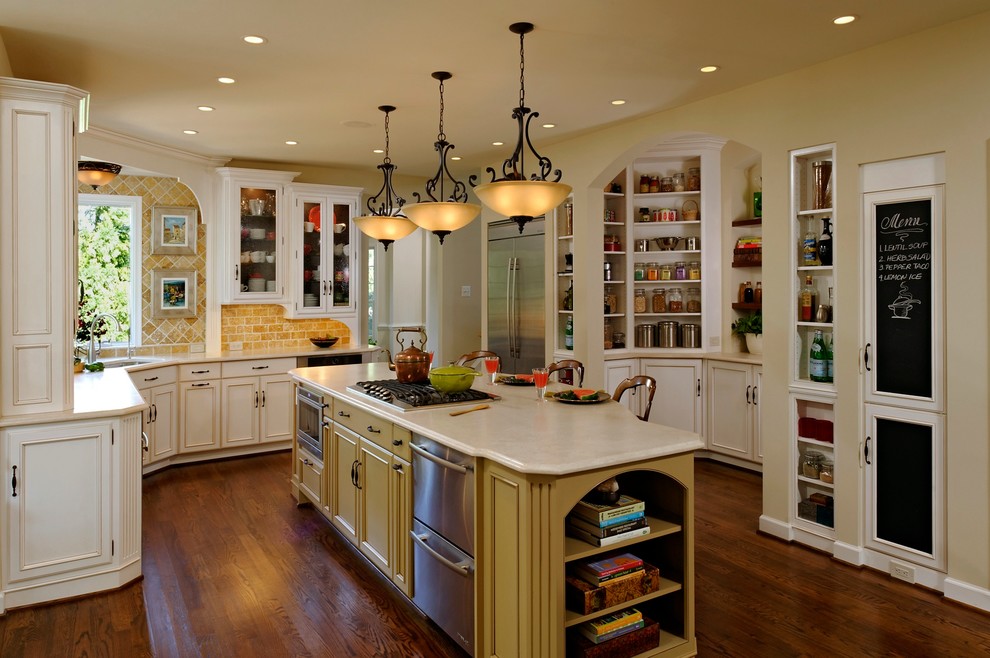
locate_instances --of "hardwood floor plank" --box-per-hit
[1,453,988,657]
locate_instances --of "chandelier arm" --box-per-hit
[522,111,562,183]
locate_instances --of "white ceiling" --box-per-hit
[3,1,987,176]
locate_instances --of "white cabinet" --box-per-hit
[604,358,638,413]
[285,183,362,320]
[217,167,300,304]
[130,366,178,465]
[706,360,761,464]
[641,358,703,434]
[178,363,221,453]
[791,393,835,541]
[552,197,575,354]
[220,358,295,448]
[0,80,87,416]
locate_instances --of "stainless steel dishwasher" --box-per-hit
[409,435,475,654]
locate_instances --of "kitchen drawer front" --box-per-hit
[130,365,177,388]
[222,357,296,379]
[297,450,323,505]
[333,399,393,449]
[390,426,412,462]
[179,363,222,381]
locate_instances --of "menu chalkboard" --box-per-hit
[874,199,933,399]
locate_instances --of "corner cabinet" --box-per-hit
[217,167,300,304]
[553,198,575,354]
[284,183,363,319]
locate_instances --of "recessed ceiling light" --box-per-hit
[198,105,215,112]
[492,141,504,147]
[217,77,236,84]
[542,123,555,129]
[373,149,384,154]
[285,140,298,145]
[611,99,626,106]
[243,35,267,45]
[833,15,856,25]
[700,65,719,73]
[183,129,198,135]
[451,156,461,161]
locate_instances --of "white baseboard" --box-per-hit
[833,541,865,566]
[944,578,990,613]
[758,514,792,541]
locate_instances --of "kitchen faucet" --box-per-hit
[87,313,127,364]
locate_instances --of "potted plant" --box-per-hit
[731,312,763,355]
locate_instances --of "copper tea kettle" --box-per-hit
[383,327,431,383]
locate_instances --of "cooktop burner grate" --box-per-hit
[351,379,492,409]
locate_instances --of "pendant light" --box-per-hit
[472,22,571,233]
[353,106,418,251]
[77,161,122,189]
[404,72,480,245]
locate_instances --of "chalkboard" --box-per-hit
[874,199,933,399]
[875,417,933,555]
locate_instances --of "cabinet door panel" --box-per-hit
[331,425,359,544]
[642,359,702,434]
[221,378,259,447]
[180,382,221,452]
[260,375,294,443]
[358,439,392,574]
[605,359,638,414]
[151,384,178,461]
[706,362,752,457]
[390,456,412,596]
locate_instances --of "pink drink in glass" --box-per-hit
[532,367,549,400]
[484,356,500,384]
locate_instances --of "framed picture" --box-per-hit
[152,269,197,318]
[152,206,198,255]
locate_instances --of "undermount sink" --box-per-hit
[100,357,166,369]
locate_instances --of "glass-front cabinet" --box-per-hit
[285,183,362,318]
[217,167,299,303]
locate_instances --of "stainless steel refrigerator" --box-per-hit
[487,218,545,374]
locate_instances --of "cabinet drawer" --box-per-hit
[390,426,412,462]
[130,365,177,388]
[298,452,323,503]
[333,399,393,450]
[179,363,221,381]
[222,357,296,379]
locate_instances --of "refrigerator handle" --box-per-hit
[512,257,521,358]
[505,258,515,358]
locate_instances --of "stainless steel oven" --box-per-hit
[295,384,327,461]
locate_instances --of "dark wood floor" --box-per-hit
[1,453,988,657]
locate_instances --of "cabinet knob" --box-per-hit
[392,463,403,472]
[392,439,402,447]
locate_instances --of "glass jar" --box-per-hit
[651,288,666,313]
[639,207,650,223]
[819,460,834,484]
[686,288,701,313]
[659,263,673,281]
[674,261,687,280]
[802,452,823,479]
[660,176,674,193]
[646,261,660,281]
[604,319,614,349]
[613,332,626,349]
[687,167,701,191]
[649,176,660,193]
[639,175,650,194]
[634,262,646,281]
[688,260,701,280]
[634,289,648,313]
[667,288,683,312]
[672,172,686,192]
[604,285,618,314]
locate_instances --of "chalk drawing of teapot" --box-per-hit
[888,282,921,319]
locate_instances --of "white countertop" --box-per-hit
[0,368,147,428]
[603,349,762,366]
[291,362,704,476]
[119,342,378,373]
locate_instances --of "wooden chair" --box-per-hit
[612,375,657,422]
[546,359,585,387]
[454,350,498,369]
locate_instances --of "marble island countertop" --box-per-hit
[291,362,704,476]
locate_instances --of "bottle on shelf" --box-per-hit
[604,318,613,350]
[743,281,754,303]
[564,316,574,350]
[824,334,834,383]
[810,330,828,382]
[799,275,816,322]
[818,217,833,266]
[754,281,763,304]
[563,282,573,311]
[802,229,820,266]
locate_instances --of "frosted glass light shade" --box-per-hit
[77,161,122,188]
[474,180,572,219]
[404,201,481,233]
[353,214,419,242]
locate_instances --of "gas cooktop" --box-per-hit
[348,379,495,411]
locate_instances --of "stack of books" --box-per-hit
[577,607,645,645]
[573,552,644,586]
[566,494,650,547]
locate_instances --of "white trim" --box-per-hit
[78,194,143,348]
[758,514,793,542]
[944,578,990,614]
[832,541,866,566]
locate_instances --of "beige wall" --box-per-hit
[545,12,990,591]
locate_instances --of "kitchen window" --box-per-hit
[77,194,142,349]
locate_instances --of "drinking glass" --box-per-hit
[532,367,549,400]
[484,355,500,384]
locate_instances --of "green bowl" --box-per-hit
[429,365,480,393]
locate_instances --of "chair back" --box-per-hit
[547,359,585,387]
[612,375,657,422]
[454,350,498,369]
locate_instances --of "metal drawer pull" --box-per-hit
[141,432,150,452]
[144,376,159,382]
[252,365,269,370]
[410,532,472,576]
[11,465,17,497]
[191,382,211,387]
[151,403,157,423]
[752,386,758,405]
[409,443,473,473]
[367,425,381,434]
[337,410,351,418]
[302,458,312,466]
[191,369,211,374]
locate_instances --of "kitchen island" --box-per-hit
[292,362,703,658]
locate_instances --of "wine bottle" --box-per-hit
[809,330,827,382]
[824,334,834,383]
[799,275,816,322]
[817,217,833,266]
[564,315,574,350]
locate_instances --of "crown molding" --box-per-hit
[80,125,230,168]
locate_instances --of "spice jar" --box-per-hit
[802,452,823,479]
[649,176,660,193]
[660,176,674,193]
[660,263,673,280]
[674,261,687,280]
[653,287,670,313]
[604,319,613,349]
[634,262,645,281]
[646,261,660,281]
[613,332,625,349]
[667,288,683,312]
[604,285,618,314]
[634,289,648,313]
[686,288,701,313]
[819,461,834,484]
[639,207,650,223]
[673,172,686,192]
[687,167,701,191]
[639,175,650,194]
[688,260,701,280]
